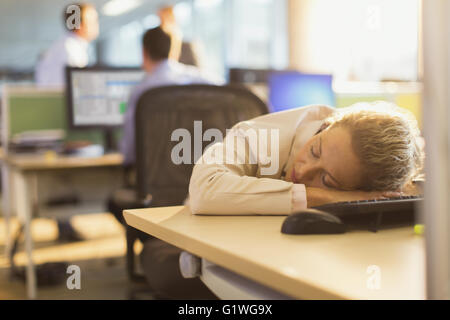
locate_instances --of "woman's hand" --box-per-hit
[401,180,423,196]
[305,187,404,208]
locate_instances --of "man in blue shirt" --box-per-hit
[120,26,220,165]
[35,3,99,86]
[109,27,221,298]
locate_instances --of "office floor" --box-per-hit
[0,212,150,300]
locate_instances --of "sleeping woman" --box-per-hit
[188,101,423,215]
[139,101,424,300]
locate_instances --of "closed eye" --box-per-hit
[310,145,319,158]
[321,175,334,189]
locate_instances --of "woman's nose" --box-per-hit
[296,163,318,182]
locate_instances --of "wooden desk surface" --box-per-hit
[5,152,123,171]
[124,206,426,300]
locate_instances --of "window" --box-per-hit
[98,0,288,77]
[290,0,420,81]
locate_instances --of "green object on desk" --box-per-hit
[119,102,127,114]
[414,224,425,235]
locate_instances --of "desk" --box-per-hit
[1,152,123,299]
[5,152,122,170]
[124,206,426,300]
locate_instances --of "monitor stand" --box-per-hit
[103,129,117,154]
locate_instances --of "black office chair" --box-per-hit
[108,84,268,293]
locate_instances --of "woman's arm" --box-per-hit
[189,149,295,215]
[305,187,404,208]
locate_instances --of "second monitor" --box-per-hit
[66,66,145,151]
[268,71,335,112]
[66,66,145,128]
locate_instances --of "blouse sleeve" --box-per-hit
[188,123,306,215]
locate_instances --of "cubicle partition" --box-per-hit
[3,85,107,147]
[1,84,124,212]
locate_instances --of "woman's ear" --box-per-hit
[315,122,330,135]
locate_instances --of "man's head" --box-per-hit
[286,101,423,192]
[142,27,172,72]
[64,3,99,42]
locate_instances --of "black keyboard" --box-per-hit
[312,195,423,232]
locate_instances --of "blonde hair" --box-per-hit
[325,101,423,191]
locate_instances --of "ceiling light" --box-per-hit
[102,0,143,16]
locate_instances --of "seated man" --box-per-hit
[110,26,220,225]
[121,26,220,167]
[109,26,221,299]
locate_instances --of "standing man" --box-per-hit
[34,3,99,241]
[35,3,99,86]
[158,5,201,67]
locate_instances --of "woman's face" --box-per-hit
[285,126,364,190]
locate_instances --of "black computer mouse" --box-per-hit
[281,209,346,235]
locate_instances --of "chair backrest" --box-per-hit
[135,84,268,206]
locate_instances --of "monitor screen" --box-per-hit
[66,67,145,128]
[228,68,274,84]
[268,71,335,112]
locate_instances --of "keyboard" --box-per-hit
[312,195,423,232]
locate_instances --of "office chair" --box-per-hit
[108,84,268,297]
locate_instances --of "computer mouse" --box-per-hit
[281,209,346,235]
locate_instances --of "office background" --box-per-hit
[0,0,418,83]
[1,0,443,300]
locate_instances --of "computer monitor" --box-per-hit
[66,66,145,151]
[66,66,145,128]
[268,71,335,112]
[228,68,274,84]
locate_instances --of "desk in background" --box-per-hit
[1,85,125,299]
[1,152,123,299]
[124,206,426,300]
